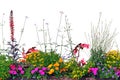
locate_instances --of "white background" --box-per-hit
[0,0,120,60]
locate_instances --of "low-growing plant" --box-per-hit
[0,54,13,80]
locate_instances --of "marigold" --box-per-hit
[59,58,63,63]
[48,64,53,68]
[55,67,59,70]
[54,62,59,67]
[48,69,54,74]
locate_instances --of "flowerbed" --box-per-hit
[1,49,120,80]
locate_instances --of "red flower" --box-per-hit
[10,10,14,42]
[73,48,78,54]
[26,47,39,54]
[79,43,89,49]
[80,58,86,66]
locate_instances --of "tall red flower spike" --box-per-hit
[10,10,14,42]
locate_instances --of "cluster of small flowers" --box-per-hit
[31,67,48,76]
[9,64,24,75]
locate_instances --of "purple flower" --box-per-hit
[31,70,36,74]
[39,70,45,76]
[90,67,98,75]
[42,67,47,71]
[20,70,24,75]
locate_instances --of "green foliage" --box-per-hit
[22,67,33,79]
[43,51,61,67]
[0,54,13,79]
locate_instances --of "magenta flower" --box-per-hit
[31,70,36,74]
[18,67,23,71]
[90,67,99,75]
[9,70,17,75]
[10,64,16,70]
[42,67,47,71]
[34,67,39,71]
[40,71,45,76]
[39,70,45,76]
[20,70,24,75]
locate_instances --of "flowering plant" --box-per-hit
[30,67,48,79]
[9,63,25,79]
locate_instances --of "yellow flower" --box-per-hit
[33,64,36,67]
[48,69,54,74]
[73,74,77,78]
[48,64,53,68]
[54,62,59,67]
[55,67,59,70]
[59,58,63,63]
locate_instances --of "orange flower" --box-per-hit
[59,58,63,63]
[60,68,67,73]
[17,58,26,63]
[55,67,59,71]
[0,78,2,80]
[54,62,59,67]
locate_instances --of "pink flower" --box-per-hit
[89,67,98,75]
[18,67,22,71]
[9,70,17,75]
[10,64,16,70]
[20,70,24,75]
[39,70,45,76]
[42,67,47,71]
[34,67,39,71]
[31,70,36,74]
